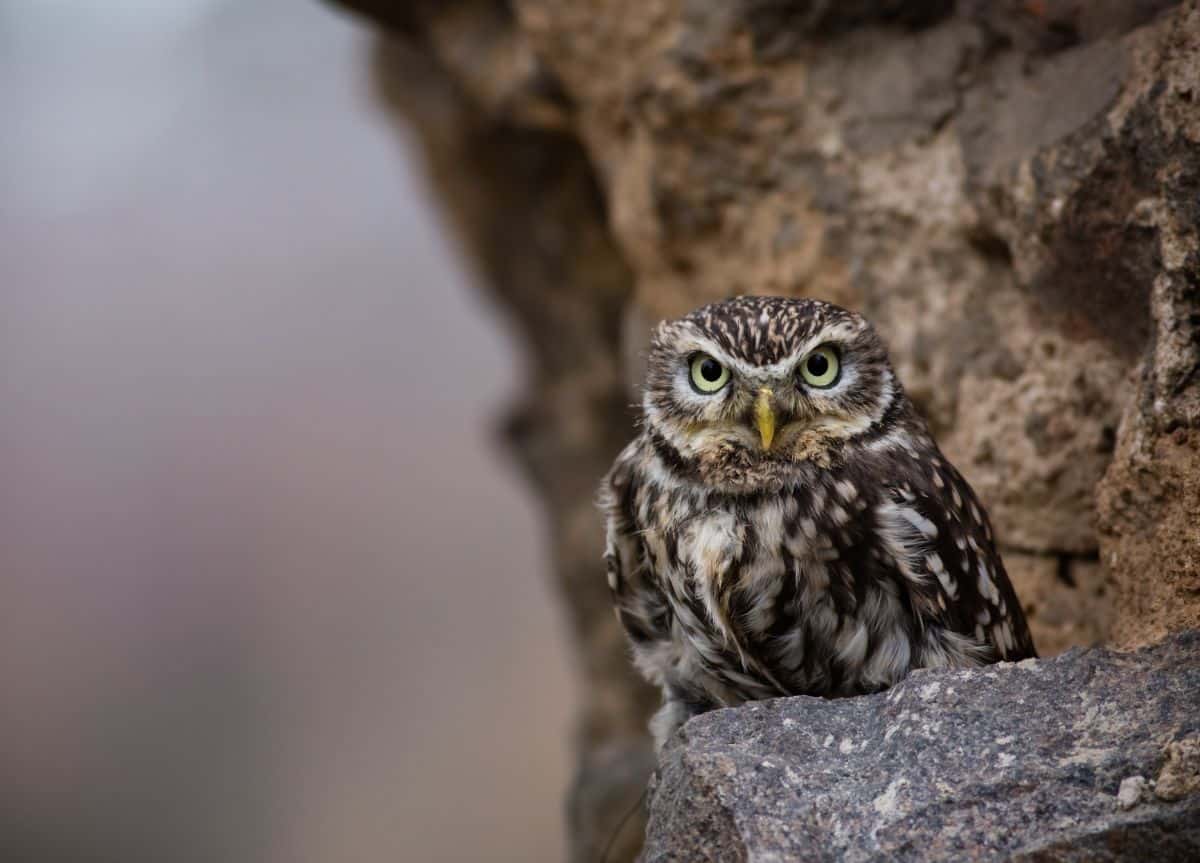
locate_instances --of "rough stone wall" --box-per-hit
[327,1,1199,859]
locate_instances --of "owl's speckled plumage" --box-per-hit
[600,297,1036,747]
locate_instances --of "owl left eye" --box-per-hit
[799,345,840,388]
[689,353,731,393]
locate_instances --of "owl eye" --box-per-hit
[688,353,731,394]
[799,346,840,388]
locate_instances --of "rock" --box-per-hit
[1156,738,1200,803]
[1118,776,1148,810]
[1003,553,1113,656]
[643,630,1200,861]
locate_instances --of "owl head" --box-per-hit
[642,296,906,489]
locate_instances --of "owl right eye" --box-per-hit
[689,353,731,394]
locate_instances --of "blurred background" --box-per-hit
[0,1,575,861]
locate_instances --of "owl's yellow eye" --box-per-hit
[800,346,840,388]
[689,353,730,393]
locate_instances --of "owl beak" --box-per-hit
[755,387,776,450]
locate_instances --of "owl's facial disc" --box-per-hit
[642,300,898,486]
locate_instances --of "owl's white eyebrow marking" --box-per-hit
[678,321,859,378]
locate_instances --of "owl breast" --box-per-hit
[632,462,937,707]
[614,439,1008,715]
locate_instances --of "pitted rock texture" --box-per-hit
[643,630,1200,862]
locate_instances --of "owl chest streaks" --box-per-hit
[625,450,923,705]
[606,436,1036,726]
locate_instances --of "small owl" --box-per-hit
[601,296,1036,748]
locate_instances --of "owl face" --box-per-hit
[643,297,900,486]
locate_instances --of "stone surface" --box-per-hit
[643,630,1200,862]
[324,1,1200,858]
[1004,553,1112,656]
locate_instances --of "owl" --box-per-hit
[600,296,1036,748]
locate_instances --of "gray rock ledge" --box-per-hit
[643,631,1200,861]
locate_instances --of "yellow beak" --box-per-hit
[755,387,776,450]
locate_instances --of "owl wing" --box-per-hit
[599,442,674,659]
[878,452,1037,663]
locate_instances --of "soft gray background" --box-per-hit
[0,1,574,860]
